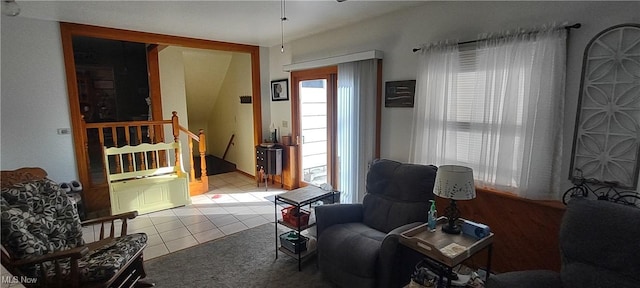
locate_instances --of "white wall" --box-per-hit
[270,1,640,194]
[158,47,190,169]
[210,53,254,175]
[268,46,293,142]
[259,46,272,140]
[0,15,77,183]
[159,47,257,177]
[183,48,233,141]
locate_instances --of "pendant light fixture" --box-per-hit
[280,0,288,53]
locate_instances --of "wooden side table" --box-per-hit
[399,217,494,287]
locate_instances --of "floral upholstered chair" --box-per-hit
[0,168,153,288]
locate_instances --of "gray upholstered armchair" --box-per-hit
[487,198,640,288]
[315,159,437,288]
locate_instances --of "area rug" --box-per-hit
[144,223,335,288]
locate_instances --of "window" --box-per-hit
[444,47,527,187]
[411,28,567,199]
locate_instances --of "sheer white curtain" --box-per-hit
[409,42,460,165]
[337,60,377,204]
[473,27,566,199]
[410,26,567,199]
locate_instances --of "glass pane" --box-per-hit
[299,79,328,186]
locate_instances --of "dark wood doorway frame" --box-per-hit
[291,66,338,188]
[60,23,263,216]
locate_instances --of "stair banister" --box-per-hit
[198,129,207,178]
[177,121,209,195]
[80,111,209,211]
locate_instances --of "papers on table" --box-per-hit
[440,243,467,257]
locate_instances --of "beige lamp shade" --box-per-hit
[433,165,476,200]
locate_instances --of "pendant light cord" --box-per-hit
[280,0,287,53]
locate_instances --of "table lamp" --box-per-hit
[433,165,476,234]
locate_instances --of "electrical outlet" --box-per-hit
[282,120,288,128]
[57,128,71,135]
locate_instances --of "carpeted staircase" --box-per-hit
[193,155,237,177]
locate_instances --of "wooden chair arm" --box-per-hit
[81,211,138,240]
[10,246,89,267]
[8,246,89,288]
[81,211,138,227]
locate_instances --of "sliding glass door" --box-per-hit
[290,61,381,203]
[291,67,337,188]
[299,79,328,185]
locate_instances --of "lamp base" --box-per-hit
[442,199,462,234]
[441,222,462,234]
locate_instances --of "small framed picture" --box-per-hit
[385,80,416,107]
[271,79,289,101]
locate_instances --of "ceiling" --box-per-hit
[14,1,427,47]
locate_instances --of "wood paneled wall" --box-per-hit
[435,188,566,273]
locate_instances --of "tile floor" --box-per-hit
[1,171,289,288]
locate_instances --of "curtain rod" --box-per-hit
[412,23,581,52]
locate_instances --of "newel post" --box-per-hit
[171,111,179,143]
[199,129,207,178]
[188,140,195,182]
[171,111,180,167]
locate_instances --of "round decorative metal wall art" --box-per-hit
[569,23,640,189]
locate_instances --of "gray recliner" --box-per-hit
[315,159,437,288]
[487,198,640,288]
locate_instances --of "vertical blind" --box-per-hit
[337,59,377,203]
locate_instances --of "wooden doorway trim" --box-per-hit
[146,44,164,123]
[60,22,263,148]
[290,66,338,188]
[60,23,263,215]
